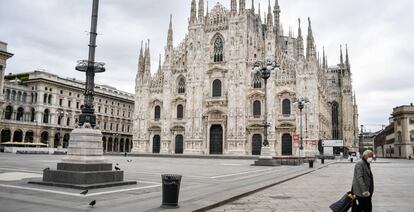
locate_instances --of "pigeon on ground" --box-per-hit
[116,163,119,166]
[80,189,88,195]
[114,166,120,171]
[127,159,132,162]
[89,200,96,207]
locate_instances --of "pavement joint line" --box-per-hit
[193,162,337,212]
[0,183,161,197]
[210,168,275,179]
[0,167,42,174]
[85,184,161,197]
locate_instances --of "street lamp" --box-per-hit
[252,58,279,158]
[359,124,364,155]
[294,97,310,157]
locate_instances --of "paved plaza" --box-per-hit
[0,154,413,212]
[212,159,414,212]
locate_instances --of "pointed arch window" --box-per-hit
[177,104,184,119]
[212,79,222,97]
[332,102,339,139]
[154,105,161,121]
[177,77,186,94]
[253,100,261,117]
[213,36,224,62]
[282,99,291,115]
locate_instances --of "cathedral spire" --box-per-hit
[297,18,304,59]
[206,1,209,16]
[157,54,162,72]
[267,0,273,28]
[144,39,151,72]
[251,0,255,13]
[239,0,245,14]
[340,45,344,65]
[322,46,326,69]
[198,0,204,22]
[190,0,197,24]
[345,44,350,69]
[258,2,261,18]
[306,17,316,60]
[231,0,237,15]
[167,14,173,50]
[273,0,280,40]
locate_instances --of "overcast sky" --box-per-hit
[1,0,413,132]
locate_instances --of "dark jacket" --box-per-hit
[352,159,374,197]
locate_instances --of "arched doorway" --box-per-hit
[125,139,130,152]
[120,138,124,152]
[209,125,223,154]
[25,131,34,143]
[108,137,113,152]
[252,134,262,155]
[102,137,107,152]
[114,138,119,152]
[175,135,184,154]
[13,130,23,142]
[54,133,60,148]
[41,131,49,144]
[152,135,160,153]
[63,134,70,148]
[1,129,11,143]
[281,134,293,156]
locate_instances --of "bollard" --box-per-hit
[309,160,314,168]
[321,158,325,164]
[161,174,182,208]
[350,158,354,163]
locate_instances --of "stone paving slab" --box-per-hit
[210,159,414,212]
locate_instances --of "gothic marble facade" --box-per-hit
[132,0,359,156]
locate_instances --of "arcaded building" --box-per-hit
[132,0,359,156]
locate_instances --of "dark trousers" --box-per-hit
[352,196,372,212]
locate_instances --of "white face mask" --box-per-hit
[366,157,373,163]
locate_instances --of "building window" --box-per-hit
[30,108,35,122]
[43,109,50,124]
[4,105,13,120]
[68,100,71,108]
[105,107,107,114]
[60,90,63,94]
[397,131,402,142]
[59,99,63,106]
[410,131,414,142]
[110,123,113,131]
[212,79,222,97]
[410,117,414,125]
[177,77,186,94]
[213,36,224,62]
[253,72,262,88]
[48,94,52,104]
[282,99,291,115]
[154,105,161,120]
[43,94,48,103]
[66,118,71,126]
[98,106,101,113]
[58,116,62,125]
[332,101,339,139]
[77,102,80,109]
[253,100,261,117]
[16,107,24,121]
[177,104,184,119]
[104,122,107,130]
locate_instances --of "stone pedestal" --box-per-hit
[29,124,136,189]
[253,146,280,166]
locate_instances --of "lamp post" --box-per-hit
[55,108,67,154]
[294,97,309,157]
[252,59,279,159]
[359,124,364,155]
[75,0,105,127]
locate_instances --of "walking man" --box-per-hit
[352,150,374,212]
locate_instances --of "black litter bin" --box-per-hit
[350,158,354,163]
[161,174,182,208]
[309,160,314,168]
[321,158,325,164]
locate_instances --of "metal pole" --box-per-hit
[299,105,303,150]
[263,77,268,147]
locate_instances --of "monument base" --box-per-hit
[253,147,280,166]
[29,124,136,189]
[29,162,137,189]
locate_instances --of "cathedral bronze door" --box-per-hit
[152,135,160,153]
[252,134,262,155]
[210,125,223,154]
[175,135,184,154]
[281,134,293,156]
